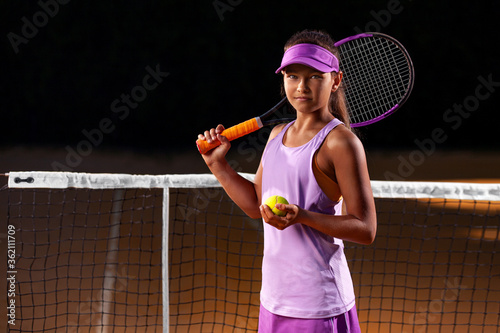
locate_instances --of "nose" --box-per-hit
[297,78,309,92]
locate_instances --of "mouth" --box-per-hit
[294,96,312,101]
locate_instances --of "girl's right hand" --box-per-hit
[197,124,231,166]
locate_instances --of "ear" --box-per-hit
[331,71,343,92]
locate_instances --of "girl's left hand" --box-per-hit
[260,203,300,230]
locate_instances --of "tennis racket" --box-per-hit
[196,32,414,154]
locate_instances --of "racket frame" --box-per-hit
[335,32,415,127]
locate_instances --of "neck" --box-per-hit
[282,109,335,148]
[294,108,334,130]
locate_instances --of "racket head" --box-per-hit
[334,32,415,127]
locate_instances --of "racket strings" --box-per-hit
[339,36,412,124]
[356,39,407,109]
[345,40,402,120]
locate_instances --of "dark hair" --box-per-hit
[281,29,351,129]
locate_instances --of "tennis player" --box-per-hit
[198,29,377,333]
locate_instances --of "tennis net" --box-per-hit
[4,172,500,332]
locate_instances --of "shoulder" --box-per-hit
[324,124,364,154]
[318,124,367,174]
[267,122,289,142]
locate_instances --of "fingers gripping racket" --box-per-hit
[196,32,415,154]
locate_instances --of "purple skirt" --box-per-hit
[258,304,361,333]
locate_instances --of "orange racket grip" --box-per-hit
[196,117,263,154]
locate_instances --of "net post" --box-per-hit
[162,186,170,333]
[101,189,125,331]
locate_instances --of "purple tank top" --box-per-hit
[260,118,356,318]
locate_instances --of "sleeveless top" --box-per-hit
[260,118,356,319]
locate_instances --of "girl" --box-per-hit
[198,29,376,333]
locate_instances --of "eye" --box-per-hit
[286,74,298,79]
[311,74,323,79]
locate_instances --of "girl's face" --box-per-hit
[283,64,342,115]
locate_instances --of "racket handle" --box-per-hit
[196,117,263,154]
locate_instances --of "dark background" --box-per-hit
[2,2,500,329]
[1,0,499,167]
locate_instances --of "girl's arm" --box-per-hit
[199,124,284,219]
[260,126,377,245]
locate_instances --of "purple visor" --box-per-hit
[275,43,339,74]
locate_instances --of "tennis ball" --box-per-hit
[264,195,289,216]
